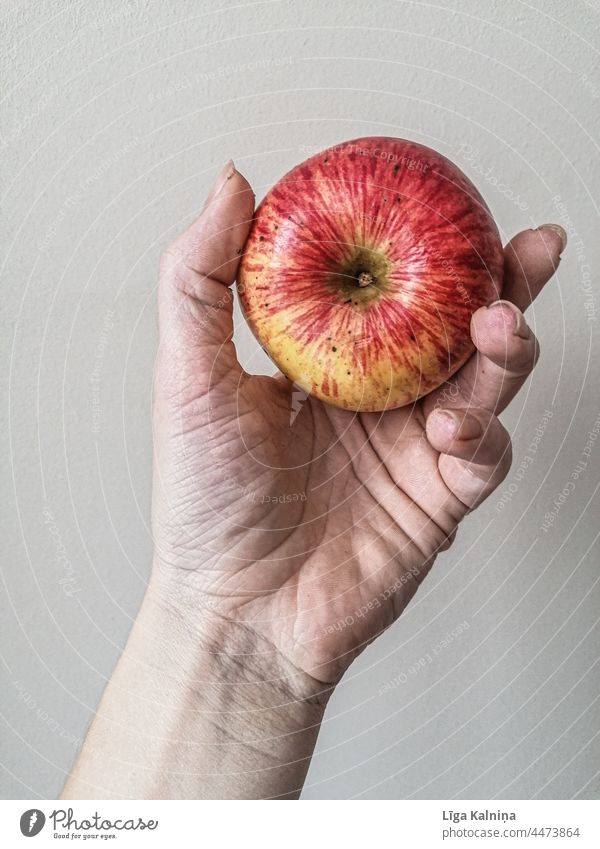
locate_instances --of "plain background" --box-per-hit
[1,0,599,800]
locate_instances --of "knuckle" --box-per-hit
[494,437,513,479]
[501,438,513,472]
[476,421,512,467]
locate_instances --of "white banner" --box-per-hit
[0,800,598,848]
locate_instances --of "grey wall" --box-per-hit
[2,0,599,800]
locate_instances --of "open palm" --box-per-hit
[152,162,564,686]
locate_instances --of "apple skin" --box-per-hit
[238,137,504,412]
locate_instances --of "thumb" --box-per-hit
[156,161,254,407]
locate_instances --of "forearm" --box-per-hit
[61,581,329,799]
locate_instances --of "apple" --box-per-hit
[238,137,503,412]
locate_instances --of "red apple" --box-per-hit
[238,137,503,412]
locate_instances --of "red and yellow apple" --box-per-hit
[238,137,503,412]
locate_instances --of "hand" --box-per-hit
[63,161,565,800]
[153,161,566,688]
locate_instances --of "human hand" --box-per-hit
[153,160,565,691]
[62,161,566,801]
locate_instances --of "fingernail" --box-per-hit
[537,223,567,254]
[436,410,482,440]
[487,299,530,340]
[203,159,236,209]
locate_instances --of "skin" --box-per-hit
[239,138,504,411]
[62,160,566,800]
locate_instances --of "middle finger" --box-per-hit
[423,300,539,417]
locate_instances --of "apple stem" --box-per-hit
[357,271,374,287]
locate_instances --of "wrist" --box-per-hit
[139,577,330,798]
[147,567,332,711]
[64,572,330,799]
